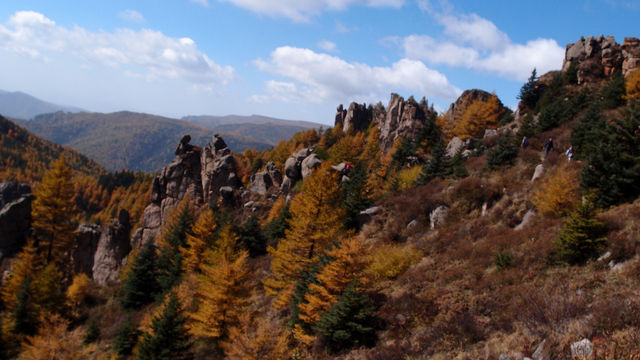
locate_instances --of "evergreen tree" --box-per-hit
[518,68,540,109]
[554,199,607,265]
[121,241,159,310]
[415,140,450,185]
[238,216,267,257]
[341,162,373,231]
[157,202,194,294]
[580,102,640,206]
[262,203,291,242]
[313,282,378,353]
[31,157,77,264]
[564,61,578,85]
[113,315,140,358]
[601,71,626,109]
[12,276,38,336]
[486,133,518,170]
[83,318,100,344]
[451,149,469,179]
[137,293,192,360]
[571,103,607,160]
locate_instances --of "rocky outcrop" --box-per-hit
[92,210,132,286]
[280,147,323,191]
[342,102,372,133]
[430,205,449,229]
[563,35,640,82]
[357,206,383,227]
[202,134,242,203]
[73,224,101,276]
[570,339,593,359]
[250,161,282,196]
[0,182,33,259]
[301,154,322,179]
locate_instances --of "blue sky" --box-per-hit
[0,0,637,125]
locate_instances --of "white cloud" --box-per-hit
[253,46,461,104]
[218,0,403,22]
[190,0,210,7]
[403,9,564,81]
[118,9,145,23]
[317,40,337,52]
[0,11,233,86]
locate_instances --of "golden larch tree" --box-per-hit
[220,312,291,360]
[1,241,41,311]
[532,164,581,217]
[263,163,345,310]
[31,157,77,264]
[180,208,216,273]
[453,95,504,140]
[625,68,640,102]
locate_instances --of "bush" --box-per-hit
[625,68,640,102]
[396,166,422,189]
[554,199,607,265]
[366,243,422,279]
[494,251,512,271]
[601,71,626,109]
[486,133,518,170]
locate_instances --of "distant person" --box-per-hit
[521,136,529,150]
[565,145,575,162]
[543,137,554,159]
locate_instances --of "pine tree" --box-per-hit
[264,164,345,310]
[571,103,607,160]
[554,199,607,265]
[486,132,518,170]
[113,315,140,358]
[416,140,450,185]
[157,201,194,294]
[31,157,77,264]
[180,209,216,273]
[137,292,192,360]
[238,216,267,257]
[342,162,373,231]
[518,68,540,109]
[263,202,291,242]
[601,70,626,109]
[451,149,469,179]
[12,277,38,336]
[313,282,377,353]
[83,318,100,345]
[121,241,159,310]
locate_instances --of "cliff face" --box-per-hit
[562,35,640,83]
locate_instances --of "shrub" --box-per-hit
[494,251,512,271]
[625,68,640,102]
[366,243,422,279]
[531,164,580,217]
[554,199,607,265]
[396,166,422,189]
[601,71,626,109]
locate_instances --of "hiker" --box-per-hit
[521,136,529,150]
[565,145,574,162]
[543,137,553,158]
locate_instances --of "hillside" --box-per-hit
[0,89,83,120]
[20,111,271,172]
[0,115,104,183]
[182,114,322,146]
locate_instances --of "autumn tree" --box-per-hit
[180,209,216,273]
[220,312,290,360]
[264,163,345,310]
[532,164,580,217]
[453,95,504,139]
[31,157,77,264]
[626,69,640,102]
[1,241,41,311]
[137,292,192,360]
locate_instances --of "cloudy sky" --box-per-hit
[0,0,637,124]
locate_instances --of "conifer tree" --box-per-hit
[1,241,41,310]
[137,292,192,360]
[486,133,518,170]
[31,157,77,264]
[113,315,140,358]
[238,215,267,257]
[416,139,450,185]
[180,209,216,273]
[264,163,345,310]
[601,70,626,109]
[263,202,291,242]
[220,312,290,360]
[518,68,540,109]
[571,103,607,159]
[12,277,38,336]
[450,149,469,179]
[121,241,159,310]
[31,263,66,315]
[157,201,194,294]
[554,199,607,265]
[342,162,373,230]
[313,282,377,353]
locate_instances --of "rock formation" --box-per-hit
[562,35,640,82]
[445,89,494,123]
[250,161,282,195]
[280,147,323,192]
[92,210,132,285]
[0,181,33,259]
[73,223,101,276]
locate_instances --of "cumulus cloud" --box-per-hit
[403,8,563,81]
[317,40,337,52]
[253,46,461,104]
[118,9,145,23]
[0,11,233,86]
[218,0,404,22]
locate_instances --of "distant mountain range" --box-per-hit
[0,90,84,120]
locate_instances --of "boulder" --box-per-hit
[92,210,132,286]
[265,161,283,186]
[219,186,235,205]
[406,220,418,229]
[0,181,33,259]
[561,35,640,81]
[342,102,372,133]
[498,355,512,360]
[301,154,322,179]
[357,206,383,227]
[0,181,31,208]
[250,172,274,195]
[430,205,449,229]
[514,209,536,231]
[293,148,312,161]
[570,339,593,359]
[483,129,498,139]
[446,137,465,158]
[531,164,545,181]
[284,157,299,180]
[73,224,102,276]
[280,177,295,192]
[531,339,550,360]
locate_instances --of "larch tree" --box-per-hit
[31,157,77,264]
[180,208,216,274]
[1,241,41,311]
[453,95,504,140]
[263,163,345,310]
[220,312,290,360]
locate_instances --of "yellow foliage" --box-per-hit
[66,273,92,312]
[264,196,286,224]
[436,113,455,142]
[625,68,640,102]
[359,125,381,165]
[396,166,422,189]
[453,95,504,140]
[366,243,422,279]
[264,163,345,310]
[1,241,41,311]
[531,164,580,217]
[180,208,216,273]
[220,312,291,359]
[328,131,366,164]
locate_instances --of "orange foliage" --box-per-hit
[453,95,504,140]
[531,164,581,217]
[625,68,640,102]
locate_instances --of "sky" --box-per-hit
[0,0,637,125]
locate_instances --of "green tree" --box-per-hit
[238,216,267,257]
[486,133,518,170]
[341,162,373,230]
[83,319,100,345]
[571,103,607,159]
[518,68,540,109]
[313,282,378,353]
[451,149,468,179]
[262,203,291,242]
[113,315,140,358]
[121,241,159,310]
[157,202,194,294]
[601,71,626,109]
[554,199,607,265]
[416,140,450,185]
[12,277,38,336]
[564,61,578,85]
[137,293,192,360]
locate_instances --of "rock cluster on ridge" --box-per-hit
[0,181,33,259]
[562,35,640,82]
